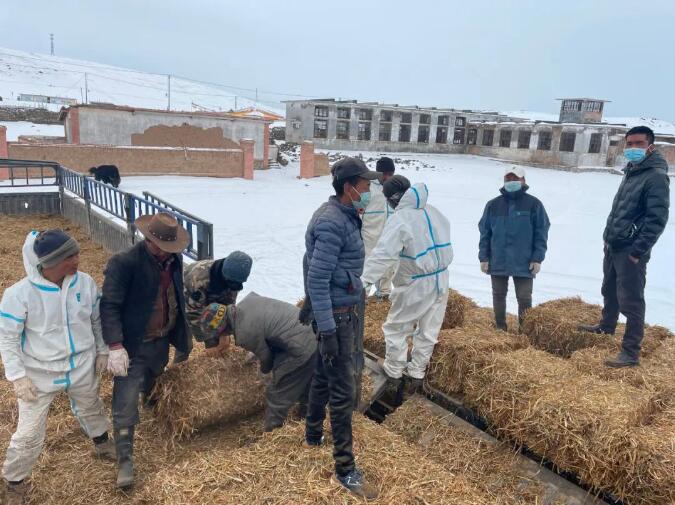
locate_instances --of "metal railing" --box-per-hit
[0,159,214,260]
[0,159,60,187]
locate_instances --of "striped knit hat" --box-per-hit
[33,230,80,269]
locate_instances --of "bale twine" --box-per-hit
[385,396,547,504]
[152,349,266,440]
[441,289,476,330]
[465,347,660,502]
[138,415,490,504]
[426,327,528,395]
[521,297,673,358]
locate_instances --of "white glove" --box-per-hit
[529,262,541,275]
[107,347,129,377]
[13,376,38,402]
[95,354,109,374]
[480,262,489,274]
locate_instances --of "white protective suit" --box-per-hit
[0,232,109,482]
[362,183,453,379]
[361,180,395,296]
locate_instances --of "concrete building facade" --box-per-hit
[285,98,675,170]
[60,104,271,167]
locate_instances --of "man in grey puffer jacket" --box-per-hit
[580,126,670,367]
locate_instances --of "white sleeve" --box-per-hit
[89,278,107,356]
[362,215,408,284]
[0,287,28,381]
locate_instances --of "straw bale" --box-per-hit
[152,349,266,440]
[138,415,490,505]
[426,327,528,395]
[522,297,673,358]
[363,295,391,356]
[385,396,547,504]
[570,338,675,396]
[462,306,519,333]
[465,347,660,501]
[441,289,476,330]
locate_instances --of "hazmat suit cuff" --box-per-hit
[4,367,26,383]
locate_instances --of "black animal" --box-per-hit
[89,165,121,188]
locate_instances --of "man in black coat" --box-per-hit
[101,212,191,488]
[580,126,670,368]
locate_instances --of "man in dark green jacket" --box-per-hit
[478,166,550,331]
[201,292,317,432]
[580,126,670,368]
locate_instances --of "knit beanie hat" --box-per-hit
[376,156,395,173]
[33,230,80,269]
[220,251,253,284]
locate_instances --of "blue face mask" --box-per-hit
[624,148,647,164]
[349,187,371,210]
[504,181,522,193]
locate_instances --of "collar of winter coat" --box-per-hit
[22,231,76,290]
[624,150,668,176]
[397,183,429,210]
[328,195,360,221]
[499,184,530,199]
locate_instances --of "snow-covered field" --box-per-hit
[118,152,675,331]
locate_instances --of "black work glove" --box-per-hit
[318,330,338,366]
[298,298,314,326]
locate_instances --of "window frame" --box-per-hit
[336,120,350,140]
[537,131,552,151]
[517,130,532,149]
[499,130,512,148]
[482,130,494,146]
[559,131,576,152]
[313,119,328,139]
[314,105,329,118]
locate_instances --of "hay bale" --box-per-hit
[385,396,547,504]
[441,289,476,329]
[363,296,391,356]
[465,347,659,502]
[522,297,673,358]
[462,306,519,333]
[152,349,266,440]
[138,415,490,504]
[426,327,528,395]
[570,338,675,397]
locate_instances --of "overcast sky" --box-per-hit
[1,0,673,121]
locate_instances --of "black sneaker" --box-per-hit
[578,324,614,335]
[605,352,639,368]
[302,435,324,448]
[335,468,378,501]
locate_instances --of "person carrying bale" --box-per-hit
[199,292,317,432]
[299,157,379,501]
[178,250,253,362]
[361,157,396,299]
[579,126,670,368]
[100,212,191,489]
[362,175,453,391]
[0,230,114,505]
[478,166,550,332]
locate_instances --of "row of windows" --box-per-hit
[314,117,603,153]
[315,106,464,126]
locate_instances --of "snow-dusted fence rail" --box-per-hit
[0,159,214,260]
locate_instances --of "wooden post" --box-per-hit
[240,139,254,180]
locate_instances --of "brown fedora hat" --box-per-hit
[135,212,190,253]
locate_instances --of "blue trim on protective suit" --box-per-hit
[30,281,59,292]
[0,311,25,323]
[400,242,452,260]
[412,267,448,279]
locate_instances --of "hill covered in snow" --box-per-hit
[0,47,284,115]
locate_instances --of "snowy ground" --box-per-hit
[117,152,675,331]
[0,121,64,140]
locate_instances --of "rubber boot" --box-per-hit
[5,480,27,505]
[114,427,134,489]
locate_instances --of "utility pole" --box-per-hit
[84,72,89,104]
[49,33,54,55]
[234,96,237,110]
[167,74,171,111]
[255,88,258,103]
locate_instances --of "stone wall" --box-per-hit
[7,143,245,178]
[0,106,62,124]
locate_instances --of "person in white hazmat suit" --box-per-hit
[361,157,396,298]
[362,175,453,387]
[0,230,113,505]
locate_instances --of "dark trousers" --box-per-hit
[600,247,647,359]
[264,351,317,432]
[112,338,170,429]
[353,289,366,409]
[306,311,357,477]
[491,276,533,330]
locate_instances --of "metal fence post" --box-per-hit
[124,194,136,246]
[82,174,92,235]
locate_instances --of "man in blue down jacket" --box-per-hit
[479,166,550,331]
[299,157,378,501]
[580,126,670,368]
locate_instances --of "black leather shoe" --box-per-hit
[578,324,614,335]
[604,351,639,368]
